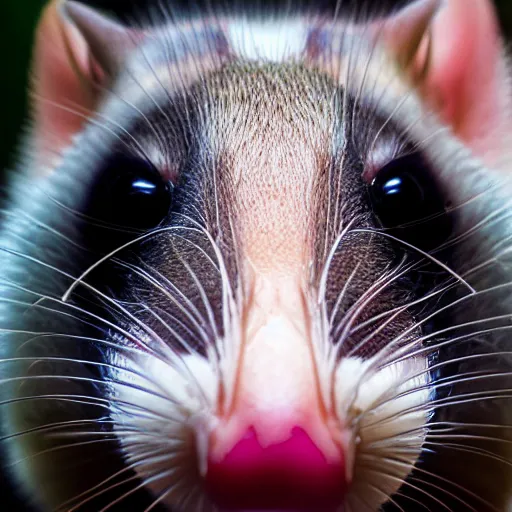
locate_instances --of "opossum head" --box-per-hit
[2,0,512,511]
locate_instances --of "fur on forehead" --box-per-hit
[189,63,341,276]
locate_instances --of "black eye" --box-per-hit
[89,154,173,231]
[369,152,452,248]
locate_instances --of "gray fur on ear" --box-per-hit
[61,1,141,76]
[376,0,440,73]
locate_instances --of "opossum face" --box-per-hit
[3,0,512,511]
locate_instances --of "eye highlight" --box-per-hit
[368,152,452,248]
[89,154,174,231]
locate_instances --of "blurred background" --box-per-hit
[1,0,512,177]
[1,0,512,508]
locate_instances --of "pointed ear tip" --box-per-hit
[59,1,91,21]
[412,0,441,7]
[58,0,109,30]
[386,0,442,32]
[407,0,442,17]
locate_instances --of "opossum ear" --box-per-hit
[31,0,140,171]
[61,1,143,76]
[377,0,439,76]
[383,0,509,165]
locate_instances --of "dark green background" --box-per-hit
[1,0,512,174]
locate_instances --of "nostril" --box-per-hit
[205,426,346,511]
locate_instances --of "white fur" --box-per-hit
[335,356,430,510]
[111,349,218,510]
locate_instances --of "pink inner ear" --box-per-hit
[422,0,507,159]
[32,0,96,171]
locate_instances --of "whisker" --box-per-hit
[0,294,142,346]
[34,96,154,165]
[332,256,410,343]
[0,417,113,443]
[0,280,208,399]
[349,228,476,294]
[65,473,140,512]
[359,480,407,512]
[143,484,174,512]
[120,260,210,343]
[359,354,512,421]
[360,452,487,511]
[170,246,220,341]
[422,440,512,469]
[359,467,455,512]
[329,261,362,327]
[7,331,149,360]
[363,390,512,432]
[61,226,204,302]
[138,305,211,406]
[351,281,512,399]
[55,447,164,511]
[8,437,119,470]
[99,467,179,512]
[318,218,357,302]
[1,373,186,417]
[347,278,455,338]
[64,443,180,512]
[393,491,431,512]
[0,252,174,359]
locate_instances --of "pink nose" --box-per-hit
[205,426,346,511]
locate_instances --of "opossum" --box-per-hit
[2,0,512,510]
